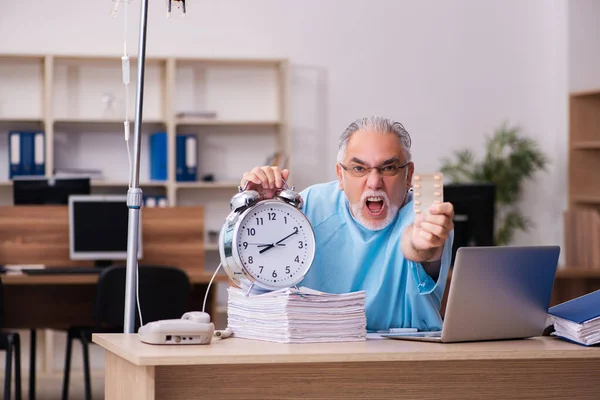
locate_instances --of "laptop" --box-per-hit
[382,246,560,343]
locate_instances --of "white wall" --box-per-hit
[0,0,570,250]
[569,0,600,91]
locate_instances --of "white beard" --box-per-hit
[350,189,399,231]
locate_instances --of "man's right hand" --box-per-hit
[240,166,290,199]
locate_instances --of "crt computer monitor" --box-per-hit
[13,177,91,205]
[443,183,495,266]
[69,195,142,267]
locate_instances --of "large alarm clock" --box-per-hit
[218,182,316,292]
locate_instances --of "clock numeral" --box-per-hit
[248,256,253,264]
[298,241,304,249]
[294,256,300,263]
[256,217,264,225]
[293,226,298,233]
[247,228,256,236]
[268,212,276,221]
[284,216,287,224]
[259,266,264,273]
[272,270,278,278]
[285,266,291,274]
[243,242,248,249]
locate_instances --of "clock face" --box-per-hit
[234,200,315,288]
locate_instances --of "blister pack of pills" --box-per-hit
[412,173,443,216]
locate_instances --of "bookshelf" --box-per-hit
[565,89,600,268]
[0,53,290,251]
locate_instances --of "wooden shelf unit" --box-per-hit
[568,90,600,210]
[566,89,600,268]
[0,53,290,243]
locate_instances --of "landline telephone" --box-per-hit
[138,311,216,345]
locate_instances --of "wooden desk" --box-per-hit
[1,271,229,330]
[93,334,600,400]
[0,206,207,270]
[0,204,225,329]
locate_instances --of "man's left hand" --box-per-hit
[411,202,454,253]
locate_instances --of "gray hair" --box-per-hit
[336,116,412,163]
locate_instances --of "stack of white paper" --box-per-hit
[227,286,367,343]
[551,315,600,346]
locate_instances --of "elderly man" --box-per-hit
[240,116,454,331]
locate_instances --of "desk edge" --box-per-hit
[92,335,600,367]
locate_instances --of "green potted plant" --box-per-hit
[439,122,549,245]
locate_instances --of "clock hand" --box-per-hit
[257,243,287,254]
[259,231,298,254]
[259,244,276,254]
[275,230,299,245]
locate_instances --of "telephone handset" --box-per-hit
[138,311,215,345]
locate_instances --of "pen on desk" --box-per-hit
[376,328,418,333]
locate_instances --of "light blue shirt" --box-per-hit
[299,181,454,332]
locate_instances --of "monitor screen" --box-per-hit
[13,177,91,205]
[69,195,142,262]
[443,183,495,265]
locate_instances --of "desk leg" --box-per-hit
[105,352,155,400]
[42,330,53,374]
[29,329,36,400]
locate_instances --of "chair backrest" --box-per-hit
[94,265,191,331]
[0,278,5,328]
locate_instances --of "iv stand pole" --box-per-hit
[124,0,149,334]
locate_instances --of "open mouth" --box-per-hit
[365,196,385,217]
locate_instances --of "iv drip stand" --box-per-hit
[124,0,149,334]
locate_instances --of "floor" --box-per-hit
[3,371,105,400]
[0,328,106,399]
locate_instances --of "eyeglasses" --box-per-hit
[339,161,410,178]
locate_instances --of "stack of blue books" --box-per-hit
[548,289,600,346]
[149,132,197,182]
[9,131,46,178]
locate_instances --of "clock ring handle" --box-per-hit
[238,178,291,193]
[237,181,251,193]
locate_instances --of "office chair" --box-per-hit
[61,265,191,400]
[0,278,22,400]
